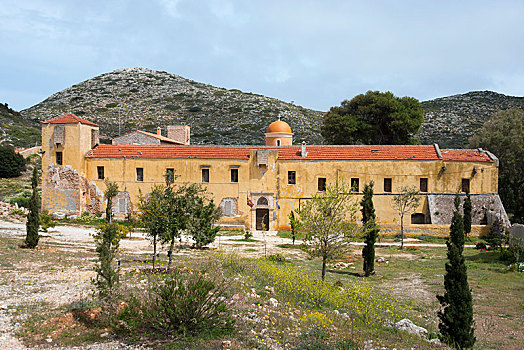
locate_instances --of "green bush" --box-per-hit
[8,190,32,208]
[292,327,331,350]
[118,270,234,339]
[75,212,103,225]
[0,145,26,178]
[164,104,181,111]
[243,229,253,240]
[40,210,57,232]
[267,253,287,263]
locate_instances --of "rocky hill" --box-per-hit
[6,68,524,149]
[0,103,40,148]
[419,91,524,148]
[21,68,323,145]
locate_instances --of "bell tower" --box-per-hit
[265,120,293,146]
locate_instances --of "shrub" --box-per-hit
[75,212,102,225]
[292,327,331,350]
[243,229,253,240]
[0,145,26,178]
[118,270,234,338]
[40,210,57,232]
[93,222,127,299]
[267,253,287,263]
[8,190,32,208]
[221,254,401,326]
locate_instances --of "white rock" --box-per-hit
[52,212,66,220]
[265,285,275,294]
[395,318,428,337]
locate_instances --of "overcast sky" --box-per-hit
[1,0,523,112]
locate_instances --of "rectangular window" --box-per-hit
[230,168,238,183]
[462,178,470,193]
[288,171,296,184]
[97,166,104,180]
[166,168,175,184]
[136,168,143,182]
[201,168,209,183]
[420,178,428,192]
[384,178,392,192]
[351,178,359,192]
[318,177,327,192]
[56,151,63,165]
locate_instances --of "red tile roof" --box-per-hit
[42,113,99,127]
[84,144,489,162]
[441,149,493,162]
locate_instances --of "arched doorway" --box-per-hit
[411,213,425,224]
[256,208,270,230]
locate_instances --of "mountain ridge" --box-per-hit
[3,67,523,148]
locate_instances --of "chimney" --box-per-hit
[301,141,307,157]
[157,127,161,136]
[167,125,191,145]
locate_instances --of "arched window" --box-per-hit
[257,196,268,206]
[276,139,281,146]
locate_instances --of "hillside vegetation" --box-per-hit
[0,103,40,148]
[419,91,524,148]
[21,68,323,145]
[3,68,523,148]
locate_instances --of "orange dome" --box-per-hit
[267,120,292,133]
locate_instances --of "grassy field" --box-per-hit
[1,230,522,349]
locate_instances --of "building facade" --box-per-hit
[41,114,507,235]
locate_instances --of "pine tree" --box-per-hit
[437,195,475,349]
[25,166,40,248]
[463,192,472,237]
[361,182,379,277]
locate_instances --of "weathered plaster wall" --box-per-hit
[83,152,499,231]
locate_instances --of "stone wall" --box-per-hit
[167,125,190,145]
[427,193,509,226]
[112,131,160,145]
[42,165,103,215]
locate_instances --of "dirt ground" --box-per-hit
[1,220,521,349]
[0,220,311,349]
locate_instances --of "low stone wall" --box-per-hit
[376,223,490,237]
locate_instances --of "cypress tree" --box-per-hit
[25,166,40,248]
[437,195,475,349]
[361,181,379,277]
[463,192,472,237]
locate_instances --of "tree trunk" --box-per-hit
[400,214,404,250]
[292,228,295,245]
[152,235,157,270]
[321,256,327,281]
[167,238,175,271]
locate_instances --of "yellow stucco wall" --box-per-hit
[83,153,498,233]
[41,121,499,236]
[41,122,99,213]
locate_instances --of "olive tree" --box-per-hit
[392,186,421,249]
[297,182,359,281]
